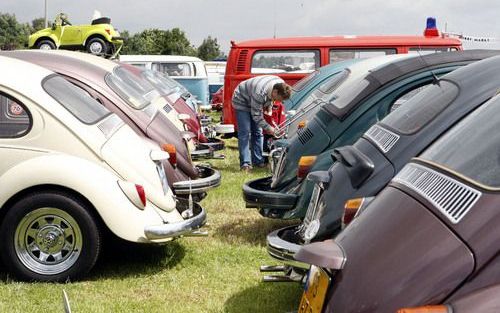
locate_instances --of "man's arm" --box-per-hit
[250,95,273,132]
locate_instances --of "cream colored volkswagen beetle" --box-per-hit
[0,56,206,282]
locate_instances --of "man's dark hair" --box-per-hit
[273,83,292,99]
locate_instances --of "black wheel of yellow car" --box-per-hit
[0,191,101,282]
[86,37,107,55]
[36,39,56,50]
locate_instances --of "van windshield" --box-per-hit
[105,66,160,110]
[421,95,500,188]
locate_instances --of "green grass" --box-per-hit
[0,138,303,312]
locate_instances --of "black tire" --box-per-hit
[0,191,101,282]
[36,39,56,50]
[85,37,108,55]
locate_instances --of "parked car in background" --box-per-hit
[120,55,210,108]
[244,51,489,221]
[210,86,223,111]
[205,60,226,101]
[28,12,123,57]
[294,92,500,312]
[221,18,463,136]
[263,52,500,282]
[3,50,221,200]
[0,55,206,281]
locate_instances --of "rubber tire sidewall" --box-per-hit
[86,37,107,55]
[0,192,101,282]
[36,39,56,50]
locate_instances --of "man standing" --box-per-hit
[232,75,292,171]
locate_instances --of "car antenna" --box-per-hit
[415,45,441,87]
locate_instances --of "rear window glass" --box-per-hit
[141,70,181,96]
[329,49,396,63]
[0,93,31,138]
[44,76,110,124]
[251,50,320,74]
[106,66,160,110]
[381,81,459,134]
[318,70,349,93]
[421,96,500,188]
[152,62,192,76]
[293,71,319,91]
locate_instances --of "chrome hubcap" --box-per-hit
[15,208,82,275]
[39,43,53,50]
[89,42,104,54]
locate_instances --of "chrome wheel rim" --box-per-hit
[89,42,104,54]
[15,207,82,275]
[39,43,53,50]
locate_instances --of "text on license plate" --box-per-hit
[298,266,330,313]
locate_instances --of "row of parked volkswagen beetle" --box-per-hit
[0,50,225,282]
[242,50,500,312]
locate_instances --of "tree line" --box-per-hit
[0,12,225,61]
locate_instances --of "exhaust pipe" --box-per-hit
[260,265,287,272]
[184,230,209,237]
[262,275,300,283]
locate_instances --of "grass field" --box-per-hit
[0,138,303,312]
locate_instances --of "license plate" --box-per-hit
[298,266,330,313]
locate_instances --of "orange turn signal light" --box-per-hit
[161,143,177,166]
[397,305,450,313]
[343,198,365,226]
[298,121,307,129]
[297,156,317,178]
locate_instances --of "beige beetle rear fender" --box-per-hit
[0,153,170,243]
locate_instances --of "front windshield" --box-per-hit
[105,66,160,110]
[381,80,459,135]
[44,75,111,124]
[421,95,500,188]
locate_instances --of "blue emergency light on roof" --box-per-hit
[426,17,437,29]
[424,17,439,37]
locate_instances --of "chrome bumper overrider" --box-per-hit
[173,165,221,194]
[144,200,207,240]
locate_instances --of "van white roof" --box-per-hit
[120,55,204,63]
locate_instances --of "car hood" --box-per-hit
[100,123,175,211]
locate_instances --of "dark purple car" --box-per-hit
[294,91,500,312]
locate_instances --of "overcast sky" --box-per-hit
[2,0,500,52]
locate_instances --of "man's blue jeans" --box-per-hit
[236,109,264,167]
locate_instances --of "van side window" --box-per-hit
[408,47,456,54]
[152,62,192,76]
[0,93,31,138]
[251,50,320,74]
[329,49,396,62]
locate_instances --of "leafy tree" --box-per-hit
[0,13,31,50]
[31,17,48,33]
[197,36,223,61]
[121,27,196,56]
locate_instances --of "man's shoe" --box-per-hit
[241,164,252,173]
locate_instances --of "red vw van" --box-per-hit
[220,18,462,135]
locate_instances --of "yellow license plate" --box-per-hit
[298,266,330,313]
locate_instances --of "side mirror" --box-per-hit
[177,113,190,121]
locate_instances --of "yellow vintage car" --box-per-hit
[28,13,123,57]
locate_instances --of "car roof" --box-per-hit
[231,35,462,48]
[0,54,53,96]
[326,50,500,118]
[43,50,118,72]
[120,55,204,63]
